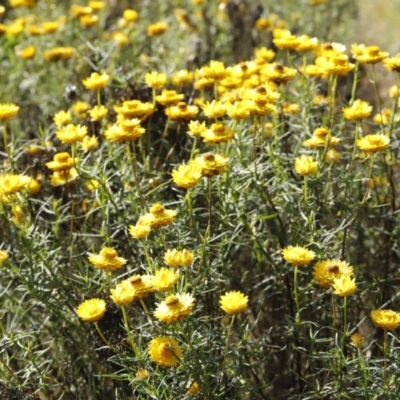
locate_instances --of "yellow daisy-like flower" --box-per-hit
[282,246,315,267]
[139,203,177,229]
[56,124,87,144]
[46,152,76,171]
[43,47,75,62]
[303,136,325,149]
[260,63,297,85]
[351,44,388,64]
[136,368,148,380]
[82,72,109,90]
[151,268,180,292]
[171,69,193,87]
[104,119,145,142]
[0,174,31,196]
[371,309,400,330]
[123,9,139,22]
[325,149,341,163]
[145,71,167,89]
[202,100,227,119]
[343,99,373,121]
[0,250,9,264]
[19,45,36,59]
[146,22,168,37]
[187,120,207,137]
[332,274,356,297]
[350,333,365,348]
[72,101,89,119]
[165,102,199,120]
[312,259,354,288]
[155,90,184,106]
[50,168,79,187]
[187,382,200,395]
[171,163,203,189]
[110,280,137,305]
[220,291,249,315]
[200,60,229,81]
[383,54,400,72]
[148,336,183,367]
[357,134,390,154]
[201,122,234,144]
[76,298,106,322]
[164,249,194,268]
[129,221,152,239]
[89,105,108,121]
[125,275,153,298]
[190,153,229,177]
[88,247,127,272]
[115,100,155,121]
[316,54,355,76]
[80,135,99,152]
[154,293,195,324]
[294,155,318,176]
[53,110,72,127]
[0,103,19,121]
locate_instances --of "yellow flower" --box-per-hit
[145,71,167,89]
[273,33,300,51]
[312,259,354,288]
[343,99,373,121]
[164,249,194,268]
[105,119,145,142]
[148,336,183,367]
[88,247,127,272]
[123,9,139,22]
[125,275,153,298]
[155,90,184,106]
[46,152,76,171]
[351,44,388,64]
[172,163,203,189]
[171,69,193,87]
[282,246,315,267]
[76,298,106,322]
[28,178,41,194]
[110,280,137,305]
[111,31,128,46]
[371,309,400,330]
[220,291,248,315]
[19,45,36,59]
[227,101,251,120]
[115,100,155,120]
[89,105,108,121]
[357,134,390,154]
[82,72,109,90]
[146,22,168,37]
[50,168,79,186]
[139,203,177,229]
[315,54,355,76]
[190,153,229,176]
[187,120,207,137]
[72,101,89,118]
[201,122,234,144]
[136,368,148,380]
[0,103,19,121]
[325,149,341,163]
[154,293,195,324]
[313,127,330,138]
[260,63,297,85]
[200,60,229,81]
[151,268,180,292]
[332,274,356,297]
[0,250,9,264]
[56,124,87,144]
[202,100,227,119]
[303,136,325,149]
[129,221,152,239]
[254,47,276,64]
[0,174,31,196]
[42,21,59,33]
[80,14,99,27]
[165,102,199,120]
[383,54,400,72]
[295,35,319,52]
[53,110,72,127]
[43,47,75,61]
[187,382,200,395]
[80,135,99,152]
[350,333,365,348]
[294,155,318,176]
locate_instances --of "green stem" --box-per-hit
[293,267,301,323]
[94,322,116,351]
[349,121,360,172]
[121,305,139,356]
[361,154,374,204]
[221,315,235,377]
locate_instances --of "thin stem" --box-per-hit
[361,154,374,204]
[94,322,116,351]
[221,315,235,377]
[121,305,139,356]
[293,267,301,323]
[349,61,359,106]
[383,329,388,389]
[349,121,360,173]
[341,296,347,354]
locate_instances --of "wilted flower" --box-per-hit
[136,368,148,380]
[350,333,365,348]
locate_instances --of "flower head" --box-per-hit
[357,134,390,154]
[151,268,180,292]
[89,105,108,121]
[46,152,77,171]
[201,122,234,144]
[187,120,207,137]
[332,274,356,297]
[82,72,109,90]
[371,309,400,330]
[187,382,200,395]
[295,155,318,176]
[76,298,106,322]
[129,221,152,239]
[0,250,9,265]
[312,259,354,288]
[172,163,203,189]
[53,110,72,127]
[139,203,177,229]
[145,71,167,89]
[136,368,148,380]
[350,333,365,348]
[164,249,194,268]
[125,275,153,298]
[50,168,79,186]
[148,336,183,367]
[110,280,137,305]
[0,103,19,121]
[282,246,315,267]
[190,153,229,176]
[105,119,145,142]
[383,54,400,72]
[56,124,87,144]
[351,44,388,64]
[88,247,126,272]
[343,99,373,121]
[0,174,31,196]
[154,293,195,324]
[220,291,249,315]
